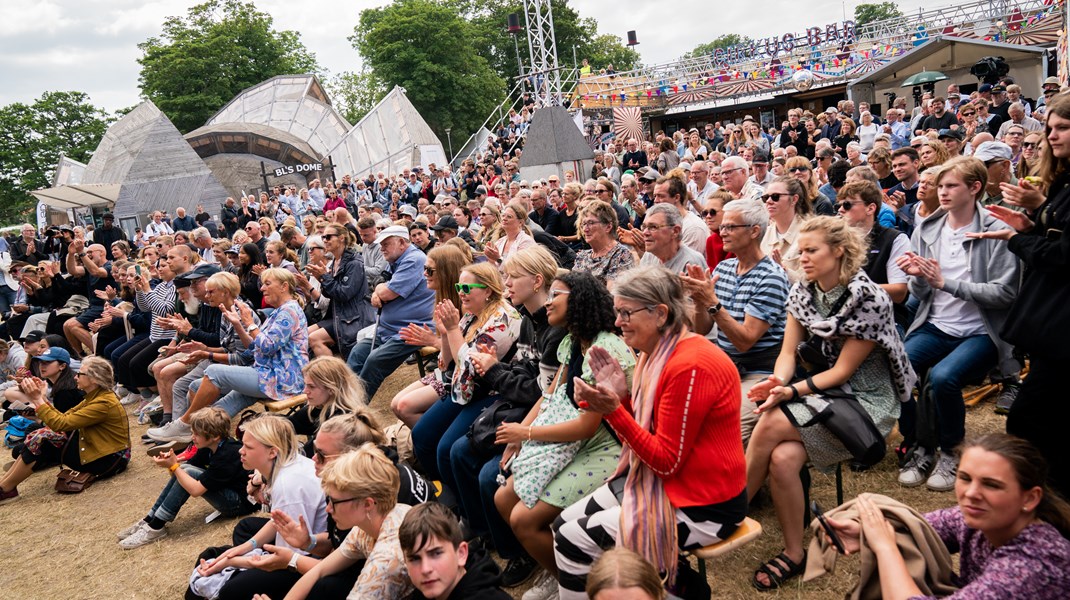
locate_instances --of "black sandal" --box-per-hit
[752,551,806,591]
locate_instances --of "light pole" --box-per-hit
[445,128,453,162]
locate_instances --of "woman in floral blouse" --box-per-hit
[406,263,521,484]
[572,200,636,287]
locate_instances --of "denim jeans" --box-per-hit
[187,377,259,418]
[901,321,997,451]
[107,332,149,368]
[449,436,525,559]
[149,464,250,523]
[346,337,417,401]
[412,394,496,485]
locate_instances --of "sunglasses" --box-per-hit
[911,144,923,149]
[547,288,571,301]
[960,111,976,117]
[761,193,790,202]
[1023,142,1039,149]
[700,209,719,218]
[455,282,488,294]
[313,448,339,462]
[787,166,809,173]
[835,201,855,211]
[424,266,436,276]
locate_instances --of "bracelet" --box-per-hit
[169,463,181,473]
[527,425,533,441]
[248,538,259,551]
[789,385,800,401]
[305,537,317,553]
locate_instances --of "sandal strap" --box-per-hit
[753,552,805,590]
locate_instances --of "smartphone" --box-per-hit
[135,264,142,277]
[811,500,846,554]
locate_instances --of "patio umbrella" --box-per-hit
[901,71,949,87]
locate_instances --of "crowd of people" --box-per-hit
[1,72,1069,600]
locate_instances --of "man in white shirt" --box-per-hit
[145,211,173,240]
[654,174,707,257]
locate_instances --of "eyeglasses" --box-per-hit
[423,266,436,276]
[326,495,360,507]
[700,209,719,218]
[547,288,570,301]
[787,166,809,173]
[834,201,855,211]
[313,448,340,463]
[455,282,489,294]
[1023,142,1039,149]
[761,193,790,202]
[719,224,753,233]
[614,305,655,322]
[721,167,745,176]
[580,220,604,229]
[640,223,670,232]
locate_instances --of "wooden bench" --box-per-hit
[414,346,439,378]
[264,394,307,416]
[687,517,763,578]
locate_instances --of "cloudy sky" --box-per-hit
[0,0,930,113]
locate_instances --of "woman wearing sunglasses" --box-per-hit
[760,176,811,282]
[1016,131,1044,179]
[784,156,836,216]
[391,245,468,426]
[703,190,734,271]
[405,264,521,486]
[304,226,375,360]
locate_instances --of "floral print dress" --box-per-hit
[451,302,522,405]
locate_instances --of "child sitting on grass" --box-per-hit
[118,407,256,549]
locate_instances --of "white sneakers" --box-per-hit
[119,523,167,549]
[898,447,957,492]
[146,419,192,443]
[522,571,560,600]
[117,519,148,540]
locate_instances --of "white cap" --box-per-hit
[374,225,410,245]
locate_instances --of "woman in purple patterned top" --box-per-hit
[828,433,1070,599]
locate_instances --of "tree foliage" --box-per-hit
[684,34,753,59]
[351,0,506,144]
[137,0,319,133]
[324,70,389,126]
[854,2,903,27]
[0,92,111,225]
[455,0,639,84]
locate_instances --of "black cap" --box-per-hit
[431,215,459,231]
[176,263,222,281]
[102,213,115,220]
[23,330,46,343]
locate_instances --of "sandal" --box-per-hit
[752,551,806,591]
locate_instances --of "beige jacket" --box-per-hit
[803,494,958,600]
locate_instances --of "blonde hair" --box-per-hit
[260,268,303,306]
[78,356,114,391]
[586,548,667,600]
[302,356,367,423]
[936,156,988,202]
[798,216,867,285]
[319,443,399,516]
[459,262,507,342]
[206,271,240,298]
[319,409,386,449]
[242,415,298,487]
[502,245,558,292]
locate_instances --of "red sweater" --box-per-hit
[705,232,733,272]
[605,336,746,507]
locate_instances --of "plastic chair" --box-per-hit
[687,517,764,578]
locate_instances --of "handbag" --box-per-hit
[784,387,886,467]
[466,398,528,458]
[55,468,96,493]
[795,284,851,375]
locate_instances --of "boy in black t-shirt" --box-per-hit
[118,407,255,549]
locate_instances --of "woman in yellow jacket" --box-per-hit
[0,352,130,502]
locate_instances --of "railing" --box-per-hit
[573,0,1062,109]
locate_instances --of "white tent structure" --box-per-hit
[518,107,594,183]
[325,86,447,177]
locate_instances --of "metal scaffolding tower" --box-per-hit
[524,0,564,107]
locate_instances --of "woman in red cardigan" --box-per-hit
[553,265,747,600]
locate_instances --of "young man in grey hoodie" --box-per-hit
[894,156,1021,492]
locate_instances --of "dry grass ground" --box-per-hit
[0,365,1006,600]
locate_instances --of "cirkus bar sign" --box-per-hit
[273,163,324,178]
[713,21,857,67]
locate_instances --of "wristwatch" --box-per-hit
[707,302,723,316]
[245,323,258,333]
[287,552,300,572]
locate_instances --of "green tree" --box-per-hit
[854,2,903,27]
[137,0,319,133]
[0,91,110,225]
[684,34,753,59]
[324,70,389,125]
[351,0,506,144]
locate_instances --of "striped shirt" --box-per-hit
[712,256,789,361]
[135,280,177,341]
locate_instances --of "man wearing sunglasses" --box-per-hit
[346,225,435,401]
[836,180,910,328]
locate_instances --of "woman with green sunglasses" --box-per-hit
[402,263,522,486]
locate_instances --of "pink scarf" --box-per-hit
[615,328,686,583]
